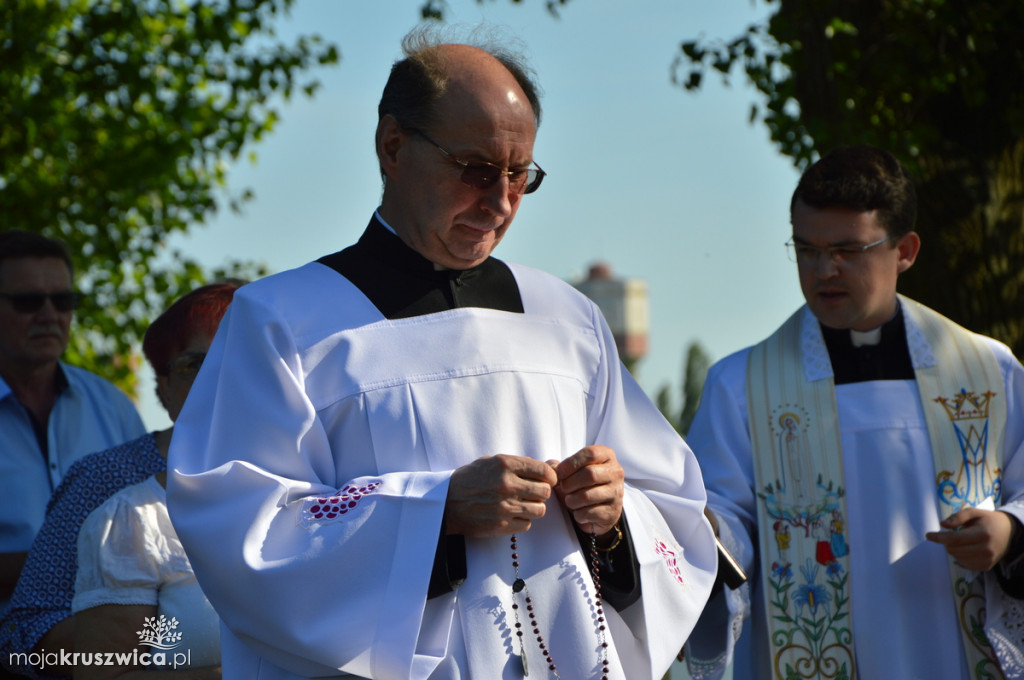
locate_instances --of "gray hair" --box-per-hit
[377,24,543,132]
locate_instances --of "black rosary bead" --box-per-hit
[507,531,610,678]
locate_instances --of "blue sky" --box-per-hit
[139,0,806,430]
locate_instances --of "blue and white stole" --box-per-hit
[747,295,1006,680]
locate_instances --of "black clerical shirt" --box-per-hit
[819,307,915,384]
[317,217,524,319]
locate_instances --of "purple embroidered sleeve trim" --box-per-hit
[299,480,382,528]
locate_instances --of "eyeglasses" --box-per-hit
[408,128,546,195]
[0,291,81,313]
[166,351,206,377]
[785,236,893,265]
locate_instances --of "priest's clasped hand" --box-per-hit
[549,445,625,539]
[445,454,557,537]
[445,446,625,540]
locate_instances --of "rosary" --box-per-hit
[509,531,613,679]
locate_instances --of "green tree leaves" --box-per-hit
[656,341,711,436]
[1,0,339,394]
[675,0,1024,356]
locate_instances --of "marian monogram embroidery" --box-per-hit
[933,388,1002,510]
[299,480,382,528]
[932,387,1006,679]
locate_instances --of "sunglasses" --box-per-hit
[0,291,81,313]
[409,128,546,195]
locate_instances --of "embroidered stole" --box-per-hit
[747,296,1006,680]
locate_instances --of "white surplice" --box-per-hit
[167,259,716,680]
[685,305,1024,680]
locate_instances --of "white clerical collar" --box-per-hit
[848,303,902,347]
[850,327,883,347]
[843,301,901,348]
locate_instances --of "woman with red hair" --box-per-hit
[69,281,240,679]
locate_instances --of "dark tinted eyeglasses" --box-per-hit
[166,352,206,377]
[0,291,81,313]
[408,128,546,195]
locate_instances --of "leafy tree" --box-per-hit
[657,341,712,436]
[655,384,674,429]
[678,341,711,436]
[1,0,339,394]
[420,0,569,20]
[673,0,1024,357]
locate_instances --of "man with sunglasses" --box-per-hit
[0,231,144,616]
[168,29,717,680]
[683,146,1024,679]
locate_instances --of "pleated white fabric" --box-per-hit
[167,260,716,679]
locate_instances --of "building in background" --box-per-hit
[573,262,649,373]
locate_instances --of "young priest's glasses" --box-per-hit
[0,291,81,313]
[408,128,546,195]
[785,236,893,266]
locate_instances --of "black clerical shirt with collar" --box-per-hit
[317,215,641,608]
[317,216,524,320]
[819,305,915,384]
